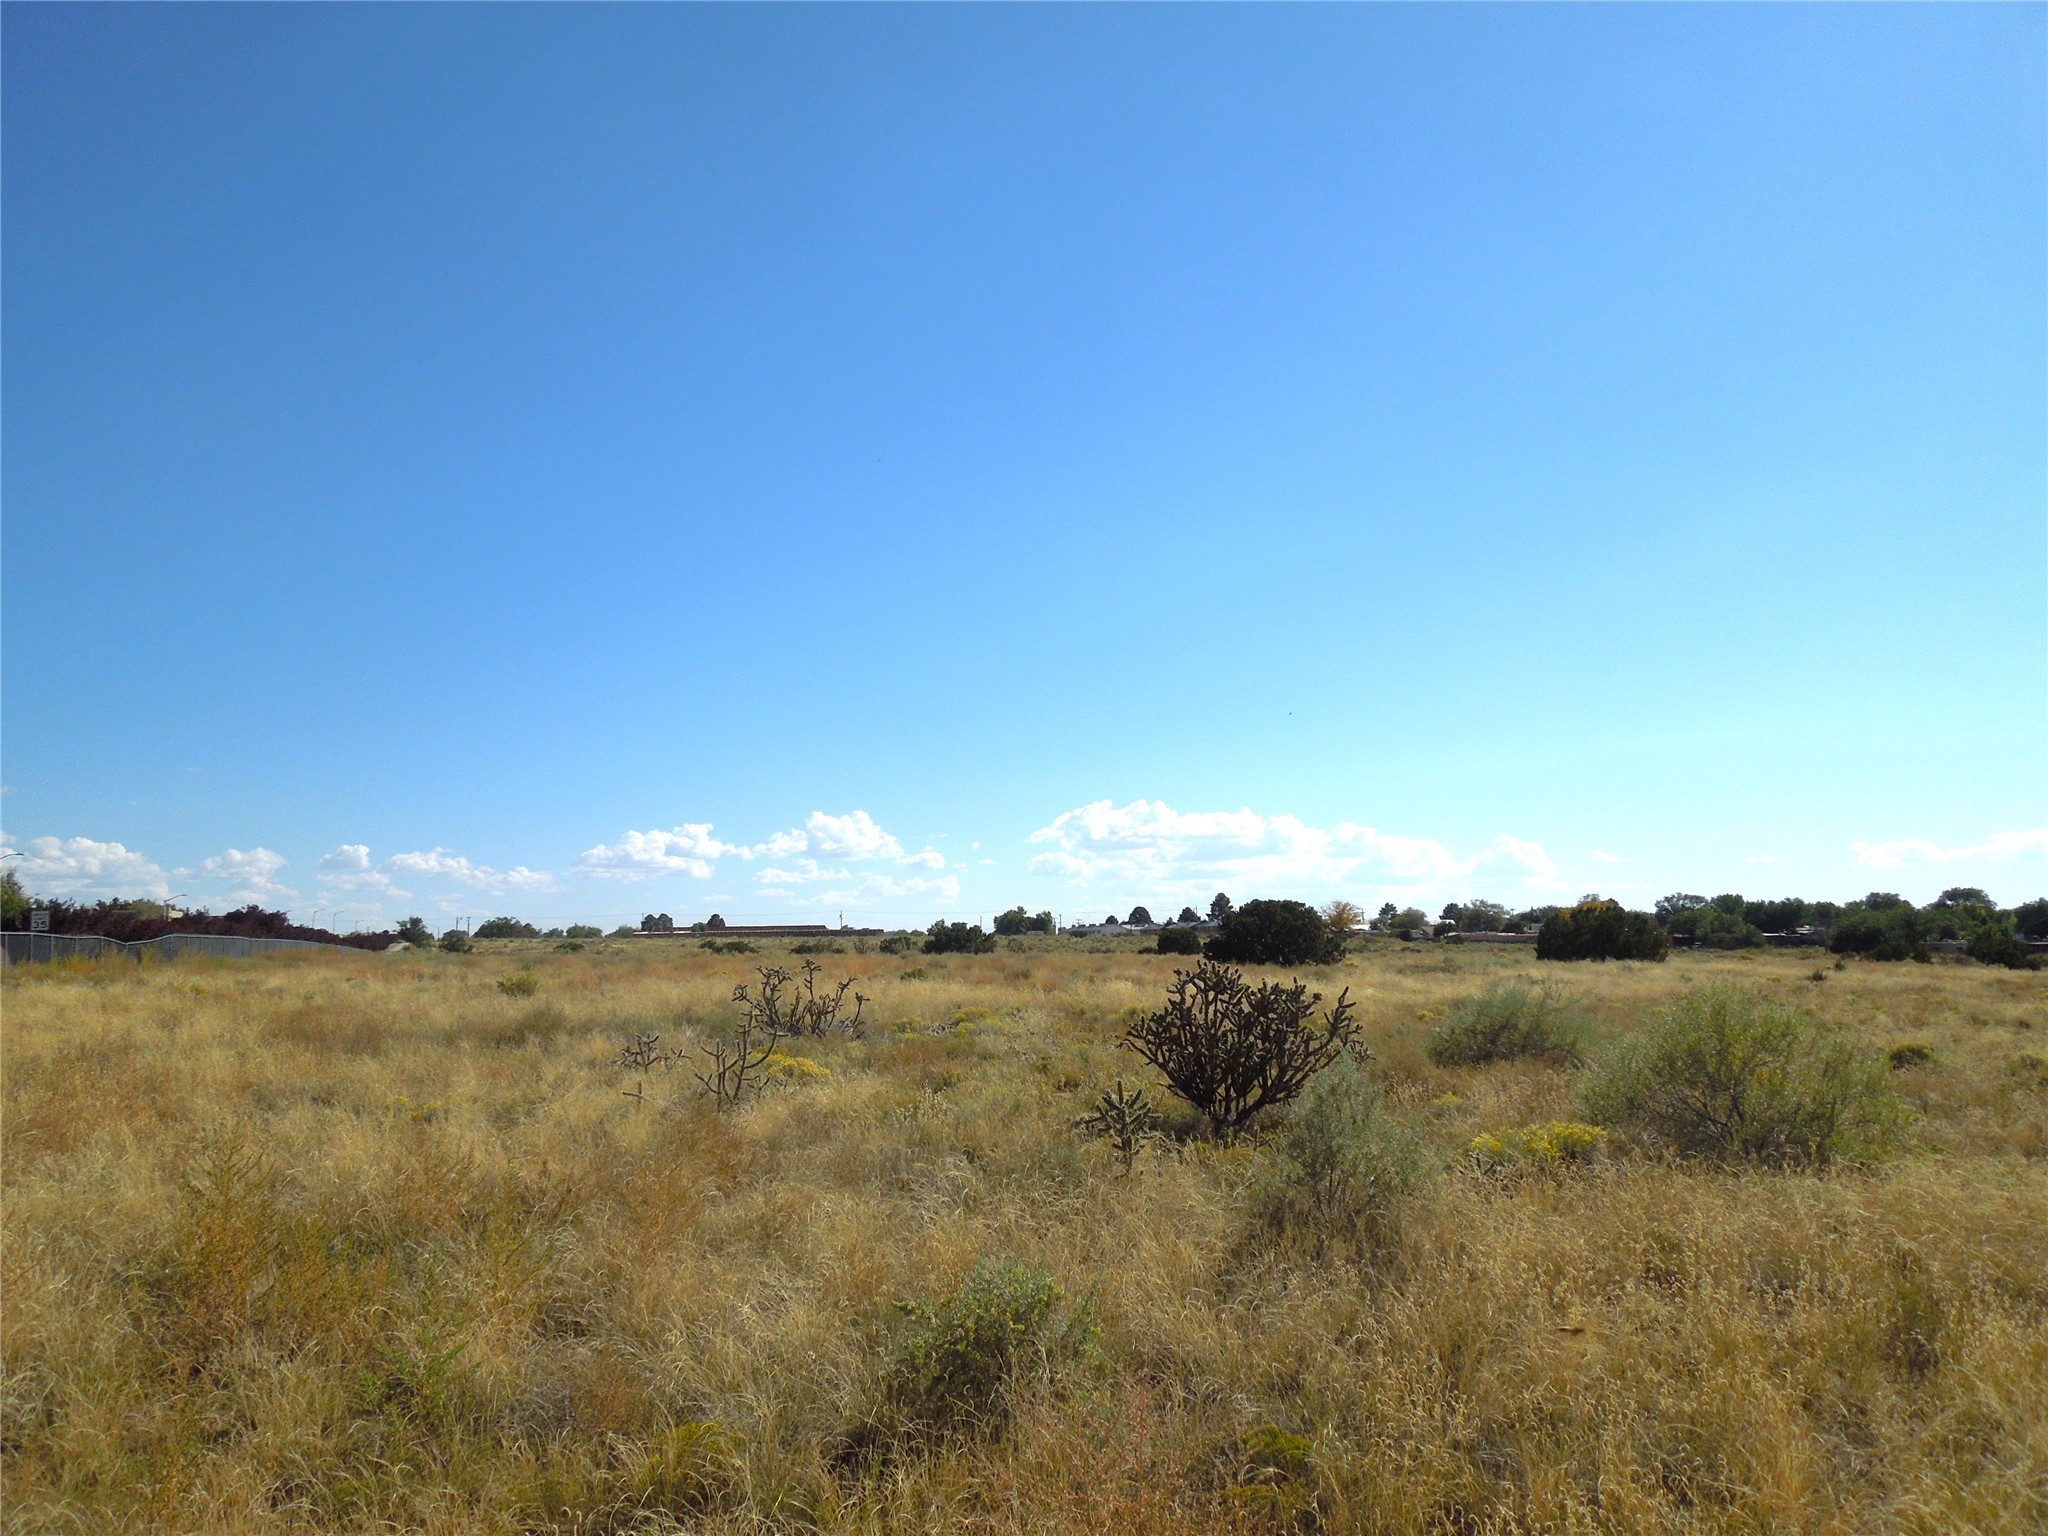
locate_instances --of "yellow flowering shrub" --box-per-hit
[763,1052,832,1084]
[1469,1122,1607,1173]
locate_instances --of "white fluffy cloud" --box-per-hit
[1,834,170,899]
[575,811,942,885]
[1851,828,2048,872]
[801,810,904,861]
[574,825,742,880]
[387,848,552,891]
[191,846,294,902]
[316,855,406,898]
[1026,799,1561,898]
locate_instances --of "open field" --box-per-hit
[4,941,2044,1534]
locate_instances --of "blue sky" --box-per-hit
[4,5,2043,930]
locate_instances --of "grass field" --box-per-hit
[4,939,2044,1534]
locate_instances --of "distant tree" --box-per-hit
[1967,924,2041,971]
[641,913,677,933]
[1177,906,1201,925]
[608,925,637,938]
[474,916,538,940]
[394,915,434,947]
[1708,893,1746,917]
[1205,899,1345,967]
[704,913,726,930]
[1103,914,1121,926]
[1128,906,1154,927]
[1031,910,1055,934]
[1209,892,1234,922]
[1321,900,1363,934]
[565,924,602,940]
[0,870,29,930]
[1389,908,1431,938]
[1536,900,1667,962]
[1831,906,1926,963]
[1936,887,1995,909]
[993,906,1033,936]
[1373,902,1398,931]
[1439,902,1463,926]
[2012,899,2048,942]
[1743,897,1808,934]
[438,928,473,954]
[1689,908,1765,950]
[1860,892,1911,913]
[1457,899,1511,934]
[1156,925,1204,955]
[1655,894,1708,925]
[924,920,996,955]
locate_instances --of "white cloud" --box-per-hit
[1851,828,2048,872]
[1026,799,1560,897]
[387,847,552,892]
[1592,850,1626,865]
[1,834,170,900]
[190,846,294,903]
[1743,854,1787,865]
[578,811,939,884]
[802,810,903,861]
[312,843,407,895]
[574,825,740,880]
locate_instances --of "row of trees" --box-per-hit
[1088,893,1239,929]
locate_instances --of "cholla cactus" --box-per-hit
[1076,1078,1160,1172]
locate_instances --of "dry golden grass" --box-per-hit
[4,939,2044,1533]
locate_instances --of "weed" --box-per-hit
[1248,1057,1433,1256]
[1424,979,1588,1067]
[871,1261,1091,1447]
[1578,985,1905,1164]
[1074,1078,1160,1172]
[1468,1122,1609,1174]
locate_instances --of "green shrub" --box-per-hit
[1248,1058,1433,1256]
[474,916,538,940]
[1576,986,1903,1165]
[1887,1043,1935,1070]
[924,921,996,955]
[2012,898,2048,942]
[438,929,472,954]
[1831,906,1927,962]
[877,1261,1090,1444]
[564,924,603,940]
[1424,980,1588,1067]
[1537,900,1667,962]
[1688,907,1766,950]
[496,971,539,997]
[1156,925,1204,955]
[1205,899,1345,966]
[1965,925,2041,971]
